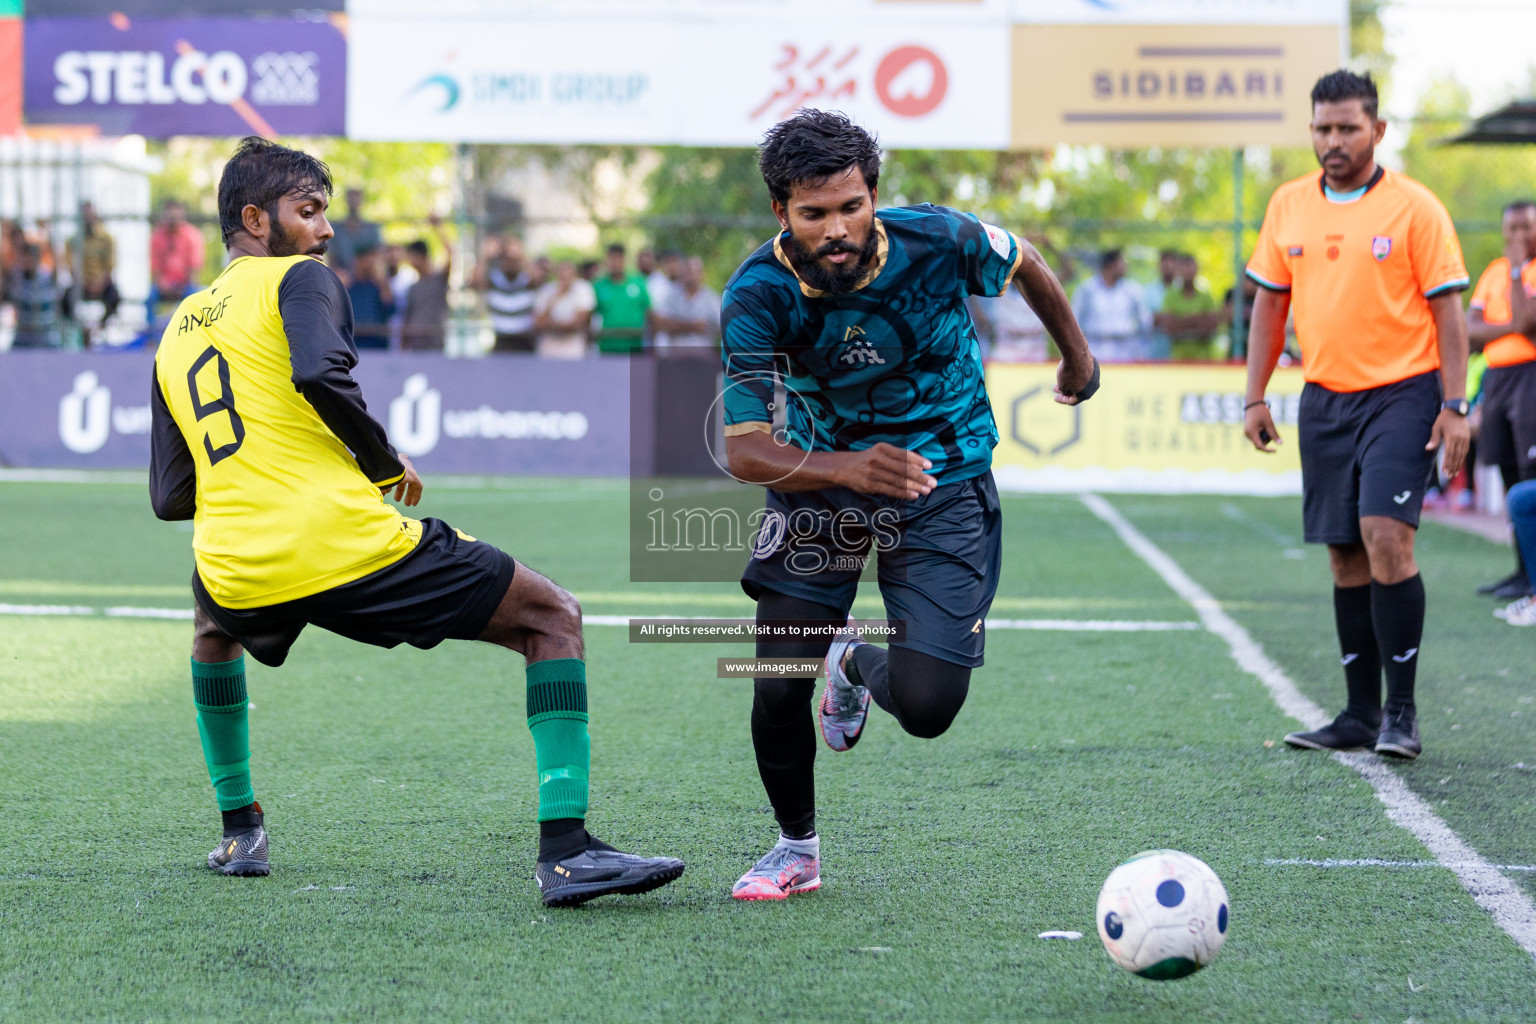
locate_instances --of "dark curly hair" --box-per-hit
[1311,69,1379,120]
[217,136,333,245]
[758,109,881,204]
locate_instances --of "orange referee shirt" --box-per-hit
[1247,168,1468,393]
[1468,258,1536,368]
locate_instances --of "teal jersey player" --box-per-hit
[721,204,1019,484]
[722,110,1100,903]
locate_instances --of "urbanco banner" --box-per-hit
[23,16,347,137]
[346,16,1009,148]
[0,353,630,475]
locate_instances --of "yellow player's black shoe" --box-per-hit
[535,834,684,907]
[207,801,270,876]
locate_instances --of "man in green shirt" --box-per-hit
[1156,253,1223,361]
[592,243,652,354]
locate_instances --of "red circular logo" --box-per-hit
[875,46,948,118]
[1327,246,1340,261]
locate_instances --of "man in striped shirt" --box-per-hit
[474,234,537,353]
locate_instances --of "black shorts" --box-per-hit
[194,517,515,668]
[741,472,1002,667]
[1298,371,1440,545]
[1477,361,1536,479]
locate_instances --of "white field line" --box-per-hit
[0,603,1199,633]
[1080,492,1536,961]
[1268,858,1536,872]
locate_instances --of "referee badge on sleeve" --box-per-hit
[1372,236,1393,262]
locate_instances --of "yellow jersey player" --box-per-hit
[149,137,683,905]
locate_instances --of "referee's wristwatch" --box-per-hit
[1442,398,1469,416]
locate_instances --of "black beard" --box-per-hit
[268,218,327,258]
[787,229,879,294]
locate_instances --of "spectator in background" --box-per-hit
[346,245,395,350]
[64,202,120,345]
[578,259,600,283]
[149,199,205,317]
[1072,248,1151,362]
[592,242,651,354]
[473,234,537,353]
[327,187,383,277]
[637,247,668,307]
[1467,199,1536,599]
[533,259,596,360]
[401,215,452,351]
[1495,479,1536,624]
[384,243,417,349]
[1144,249,1180,360]
[652,256,720,356]
[532,254,552,290]
[3,241,62,348]
[1157,252,1223,361]
[1222,274,1258,347]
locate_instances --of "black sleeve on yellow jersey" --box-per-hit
[278,258,405,487]
[149,371,196,521]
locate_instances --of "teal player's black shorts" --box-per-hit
[740,471,1002,667]
[193,517,515,668]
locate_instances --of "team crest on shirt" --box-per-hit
[836,325,887,367]
[1372,236,1393,262]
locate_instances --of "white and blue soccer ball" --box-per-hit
[1095,849,1229,980]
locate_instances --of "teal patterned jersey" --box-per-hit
[721,204,1022,484]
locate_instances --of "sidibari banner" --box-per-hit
[0,353,629,475]
[23,16,346,137]
[986,363,1307,495]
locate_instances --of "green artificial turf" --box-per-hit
[1,481,1532,1022]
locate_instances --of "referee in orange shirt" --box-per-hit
[1243,70,1470,761]
[1467,201,1536,598]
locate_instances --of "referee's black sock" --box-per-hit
[1333,583,1381,725]
[1371,574,1425,716]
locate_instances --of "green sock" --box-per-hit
[192,657,254,812]
[526,658,590,822]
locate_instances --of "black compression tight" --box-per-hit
[750,589,974,837]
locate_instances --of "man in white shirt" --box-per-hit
[1072,248,1152,362]
[652,256,720,356]
[533,260,597,359]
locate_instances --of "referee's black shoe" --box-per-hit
[1283,711,1379,752]
[1375,707,1422,760]
[1478,570,1529,598]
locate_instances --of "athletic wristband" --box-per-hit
[1070,357,1101,403]
[1244,399,1268,411]
[1514,260,1528,282]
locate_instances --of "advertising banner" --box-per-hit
[987,363,1306,494]
[23,16,347,137]
[345,0,1344,149]
[0,353,630,475]
[0,17,18,137]
[346,15,1009,147]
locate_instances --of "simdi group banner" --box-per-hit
[345,0,1346,149]
[986,363,1306,495]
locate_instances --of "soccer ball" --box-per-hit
[1095,849,1229,980]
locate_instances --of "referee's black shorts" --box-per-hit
[1477,360,1536,480]
[1298,370,1440,545]
[193,517,516,668]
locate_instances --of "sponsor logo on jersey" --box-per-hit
[836,325,886,367]
[1287,246,1304,257]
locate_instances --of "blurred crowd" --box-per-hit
[2,187,1260,362]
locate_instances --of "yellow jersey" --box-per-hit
[151,254,420,609]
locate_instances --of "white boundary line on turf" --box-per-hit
[1079,492,1536,962]
[1268,858,1536,872]
[0,603,1200,633]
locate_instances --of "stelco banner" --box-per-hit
[0,353,629,475]
[987,363,1306,495]
[345,0,1345,149]
[23,16,347,137]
